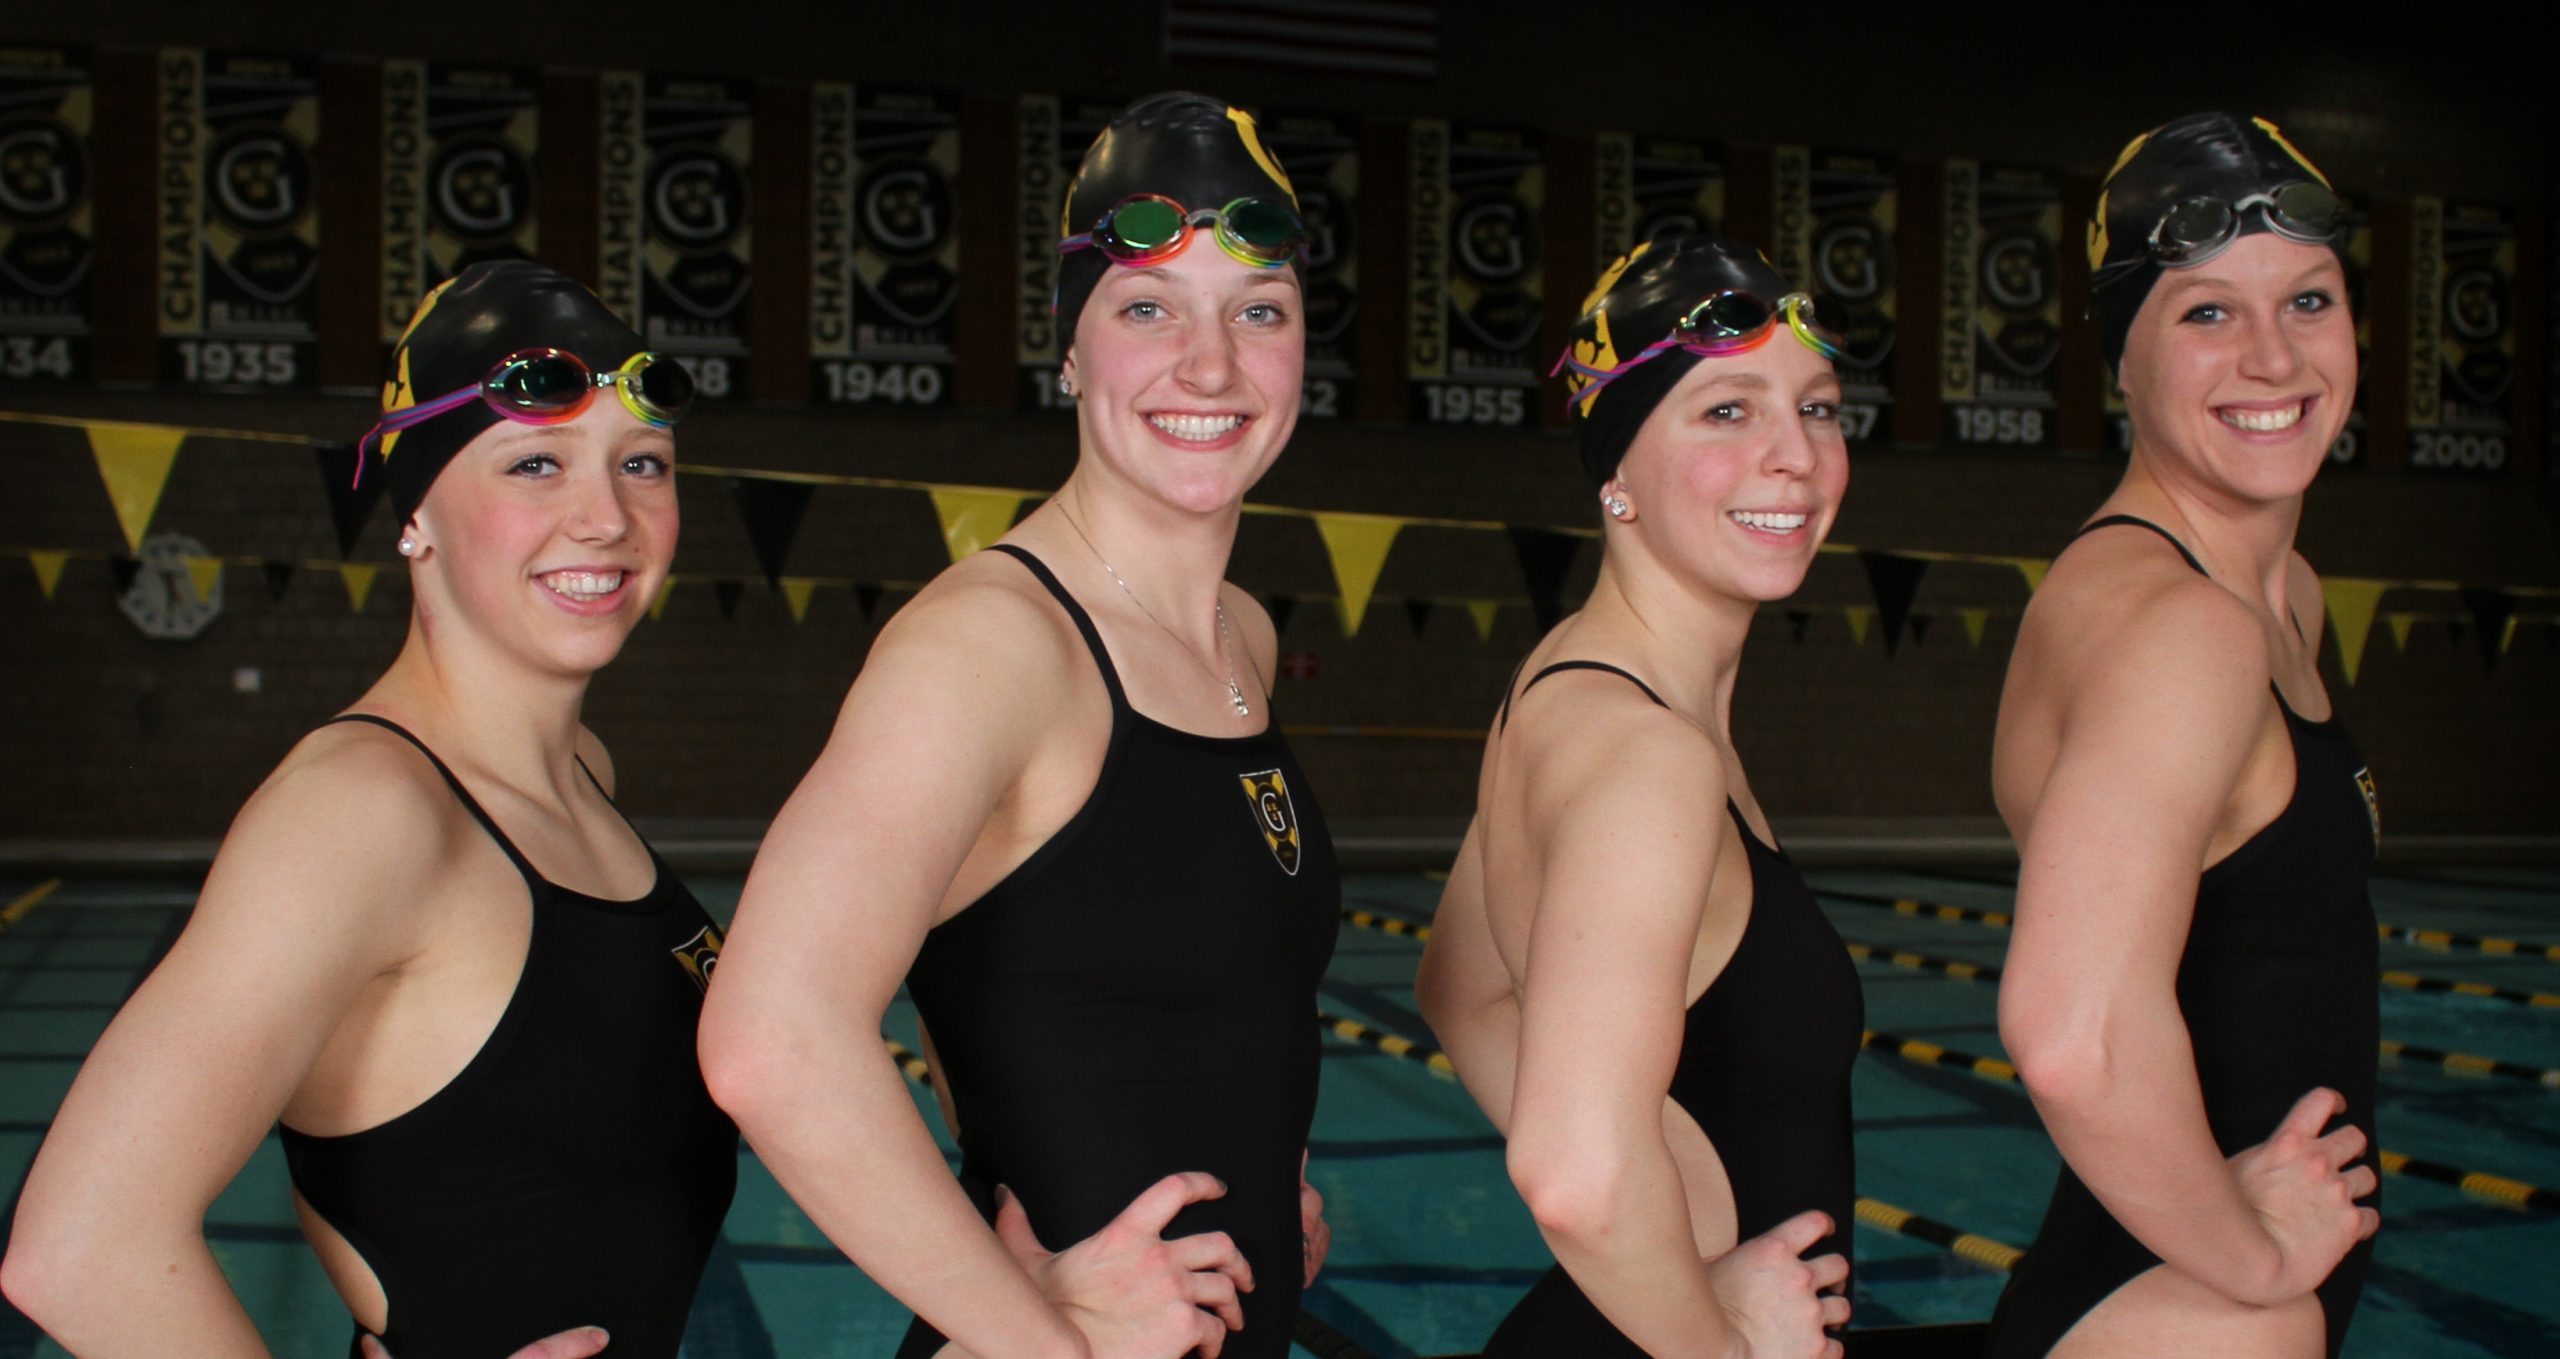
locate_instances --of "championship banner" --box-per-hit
[157,50,320,391]
[811,85,959,408]
[0,44,93,384]
[2408,198,2517,474]
[1774,147,1896,446]
[1019,95,1119,412]
[638,74,752,401]
[1262,110,1358,421]
[379,61,539,346]
[1940,160,2060,450]
[1408,120,1543,428]
[1591,132,1723,268]
[2102,192,2374,468]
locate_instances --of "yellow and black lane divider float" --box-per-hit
[1858,1028,2560,1214]
[1818,888,2014,930]
[2378,968,2560,1010]
[1340,907,1433,941]
[1318,1010,1460,1080]
[0,879,62,937]
[2376,1038,2560,1088]
[1840,936,2004,984]
[2377,921,2560,963]
[1851,1198,2024,1272]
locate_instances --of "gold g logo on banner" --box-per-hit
[1239,769,1303,876]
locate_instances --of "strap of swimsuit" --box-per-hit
[2070,514,2209,577]
[1498,659,1668,732]
[324,713,540,883]
[985,543,1130,712]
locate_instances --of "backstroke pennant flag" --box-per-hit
[1857,550,1929,656]
[86,422,188,551]
[2320,577,2389,685]
[340,563,380,613]
[29,552,69,601]
[313,440,389,557]
[780,577,819,622]
[1313,512,1403,635]
[928,487,1026,562]
[728,475,817,588]
[1466,598,1499,643]
[1960,608,1991,648]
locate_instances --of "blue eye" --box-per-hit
[508,454,561,477]
[1240,301,1287,325]
[2183,302,2228,324]
[1705,402,1747,423]
[622,452,672,478]
[1122,299,1164,321]
[1802,401,1841,423]
[2293,290,2336,313]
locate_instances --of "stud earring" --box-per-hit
[397,537,418,557]
[1602,495,1631,520]
[1057,372,1076,397]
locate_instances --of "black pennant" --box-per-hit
[262,561,297,601]
[1909,612,1932,646]
[727,475,816,590]
[108,556,141,594]
[1266,594,1298,636]
[2460,587,2518,672]
[1405,598,1434,636]
[312,441,388,558]
[713,579,745,620]
[1509,528,1581,633]
[1858,550,1931,657]
[856,584,884,620]
[1785,609,1812,643]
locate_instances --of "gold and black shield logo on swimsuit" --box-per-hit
[2353,766,2381,846]
[1239,769,1302,876]
[670,923,723,993]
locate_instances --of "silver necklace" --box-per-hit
[1059,506,1252,718]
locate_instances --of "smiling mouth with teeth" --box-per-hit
[1148,412,1248,442]
[539,570,625,603]
[1730,510,1809,532]
[2219,400,2308,432]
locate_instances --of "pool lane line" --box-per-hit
[1841,937,2004,984]
[1318,1011,1460,1080]
[2376,922,2560,963]
[877,1035,1434,1359]
[1852,1198,2024,1272]
[0,879,62,935]
[1859,1028,2560,1215]
[1342,908,1433,941]
[2378,1038,2560,1088]
[2378,969,2560,1009]
[1832,889,2560,974]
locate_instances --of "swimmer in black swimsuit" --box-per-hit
[3,262,735,1359]
[701,93,1330,1359]
[1416,237,1859,1359]
[1985,114,2382,1359]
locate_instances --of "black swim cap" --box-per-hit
[376,260,646,524]
[2089,113,2338,372]
[1054,92,1301,346]
[1560,236,1796,489]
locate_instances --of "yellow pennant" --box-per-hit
[340,563,379,613]
[2500,616,2519,654]
[927,487,1024,562]
[86,422,188,552]
[1844,605,1875,647]
[1466,598,1500,643]
[648,576,678,620]
[1313,512,1404,635]
[2384,612,2416,651]
[28,551,68,601]
[781,577,818,623]
[2009,557,2050,593]
[1960,608,1991,648]
[184,555,224,602]
[2320,577,2389,685]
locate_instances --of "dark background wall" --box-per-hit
[4,5,2555,845]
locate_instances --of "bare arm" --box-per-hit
[698,580,1242,1359]
[1414,820,1521,1135]
[2000,583,2374,1306]
[0,741,445,1356]
[1501,699,1837,1359]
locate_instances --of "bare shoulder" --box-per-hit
[199,722,466,952]
[1505,672,1726,843]
[854,553,1086,702]
[2027,529,2270,713]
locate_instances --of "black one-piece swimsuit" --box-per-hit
[895,545,1340,1359]
[1985,516,2381,1358]
[1481,661,1866,1359]
[281,715,738,1359]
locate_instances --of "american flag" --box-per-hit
[1163,0,1440,80]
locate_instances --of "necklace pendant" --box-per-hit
[1228,680,1252,717]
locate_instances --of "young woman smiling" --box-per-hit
[1984,114,2382,1359]
[3,262,737,1359]
[700,93,1333,1359]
